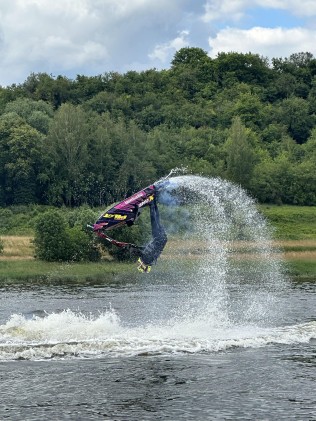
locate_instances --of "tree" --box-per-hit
[276,96,314,143]
[303,129,316,161]
[224,117,258,189]
[289,160,316,205]
[272,52,314,85]
[46,103,89,205]
[0,112,44,204]
[307,76,316,113]
[216,52,271,86]
[22,73,73,107]
[73,74,107,103]
[233,91,263,129]
[2,51,316,207]
[170,47,216,98]
[251,153,295,204]
[4,98,54,134]
[265,73,298,101]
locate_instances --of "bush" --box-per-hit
[67,226,101,262]
[67,206,99,230]
[0,205,50,235]
[0,208,14,234]
[34,210,72,261]
[34,209,101,262]
[0,237,4,254]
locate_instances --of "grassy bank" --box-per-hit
[1,237,315,283]
[0,259,134,284]
[287,259,316,281]
[260,205,316,240]
[1,205,316,283]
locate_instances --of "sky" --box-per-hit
[1,0,316,86]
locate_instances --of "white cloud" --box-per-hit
[0,0,187,86]
[208,26,316,59]
[0,0,110,81]
[149,31,190,63]
[202,0,248,23]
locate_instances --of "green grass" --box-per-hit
[286,259,316,281]
[0,260,135,284]
[259,205,316,240]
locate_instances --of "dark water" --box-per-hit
[1,276,316,421]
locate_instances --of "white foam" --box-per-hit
[1,310,315,361]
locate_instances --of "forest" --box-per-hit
[1,47,316,207]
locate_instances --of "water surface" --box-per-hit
[1,277,316,420]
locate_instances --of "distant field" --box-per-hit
[0,236,34,260]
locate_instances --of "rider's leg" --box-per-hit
[139,201,167,266]
[150,199,162,239]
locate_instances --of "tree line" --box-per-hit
[1,47,316,207]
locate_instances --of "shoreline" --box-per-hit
[0,255,315,284]
[0,236,315,283]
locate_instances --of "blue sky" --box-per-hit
[243,7,304,29]
[1,0,316,86]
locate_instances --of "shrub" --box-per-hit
[0,208,14,234]
[34,210,72,261]
[67,226,101,262]
[0,237,4,254]
[68,206,99,230]
[34,209,101,262]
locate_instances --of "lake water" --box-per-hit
[1,273,316,421]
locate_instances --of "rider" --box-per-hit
[136,197,167,273]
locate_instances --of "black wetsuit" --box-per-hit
[140,200,167,266]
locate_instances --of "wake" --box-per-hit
[1,309,316,361]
